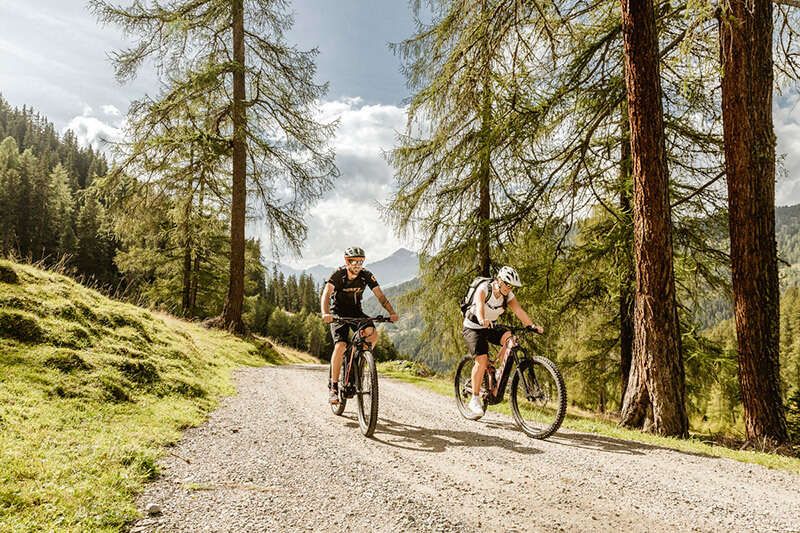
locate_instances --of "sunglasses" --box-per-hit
[347,259,364,266]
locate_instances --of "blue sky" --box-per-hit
[2,1,800,269]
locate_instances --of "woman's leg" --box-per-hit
[471,354,488,400]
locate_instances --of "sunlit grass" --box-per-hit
[0,260,282,531]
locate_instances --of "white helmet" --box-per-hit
[497,265,522,287]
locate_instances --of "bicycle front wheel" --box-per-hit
[510,355,566,439]
[355,350,379,437]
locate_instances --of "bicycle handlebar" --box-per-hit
[491,323,542,335]
[331,315,392,324]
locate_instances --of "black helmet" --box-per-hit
[344,246,365,258]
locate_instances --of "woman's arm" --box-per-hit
[508,297,544,333]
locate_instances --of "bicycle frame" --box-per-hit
[483,331,536,406]
[341,328,370,398]
[332,315,388,399]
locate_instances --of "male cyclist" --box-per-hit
[321,246,398,404]
[462,266,544,420]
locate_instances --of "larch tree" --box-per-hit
[618,0,688,436]
[718,0,789,444]
[92,0,338,332]
[389,0,553,280]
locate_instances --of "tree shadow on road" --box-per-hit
[546,431,719,460]
[342,415,544,455]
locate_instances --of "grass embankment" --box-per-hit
[377,361,800,474]
[0,259,300,532]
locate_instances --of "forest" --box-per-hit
[2,0,800,448]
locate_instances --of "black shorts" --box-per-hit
[462,326,509,357]
[330,316,375,344]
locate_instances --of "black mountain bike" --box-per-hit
[329,315,390,437]
[454,325,567,439]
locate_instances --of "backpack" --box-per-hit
[459,276,508,317]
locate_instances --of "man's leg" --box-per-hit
[330,342,348,384]
[362,326,377,349]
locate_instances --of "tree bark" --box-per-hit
[477,1,491,278]
[618,0,688,436]
[221,0,246,333]
[619,105,635,405]
[719,0,789,444]
[181,175,194,317]
[189,179,205,317]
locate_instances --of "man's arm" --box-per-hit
[508,297,544,333]
[371,286,399,322]
[320,282,335,323]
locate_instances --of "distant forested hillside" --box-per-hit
[777,204,800,265]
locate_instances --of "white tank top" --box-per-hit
[463,280,515,329]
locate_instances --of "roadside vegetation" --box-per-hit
[0,259,300,532]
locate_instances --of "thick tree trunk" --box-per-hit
[618,0,688,436]
[719,0,789,444]
[221,0,246,333]
[619,106,635,405]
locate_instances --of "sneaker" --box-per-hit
[329,385,340,405]
[466,396,484,420]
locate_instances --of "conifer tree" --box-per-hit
[719,0,789,444]
[0,137,21,254]
[92,0,338,332]
[617,0,688,436]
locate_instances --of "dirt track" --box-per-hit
[131,364,800,532]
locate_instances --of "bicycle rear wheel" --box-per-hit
[329,357,346,416]
[355,350,379,436]
[454,356,488,419]
[510,355,566,439]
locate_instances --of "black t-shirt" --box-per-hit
[326,267,379,317]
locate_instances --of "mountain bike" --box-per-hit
[328,315,391,437]
[454,325,567,439]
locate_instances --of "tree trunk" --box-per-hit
[221,0,246,333]
[719,0,789,444]
[619,106,635,405]
[189,179,205,317]
[182,245,192,316]
[181,176,194,317]
[477,5,491,278]
[618,0,688,436]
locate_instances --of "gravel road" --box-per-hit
[131,364,800,532]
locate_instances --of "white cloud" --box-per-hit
[254,97,414,268]
[101,104,121,117]
[63,114,123,152]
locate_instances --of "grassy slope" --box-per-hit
[0,260,304,532]
[377,362,800,474]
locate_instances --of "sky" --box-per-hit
[3,1,800,269]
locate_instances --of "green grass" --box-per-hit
[378,361,800,474]
[0,259,290,532]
